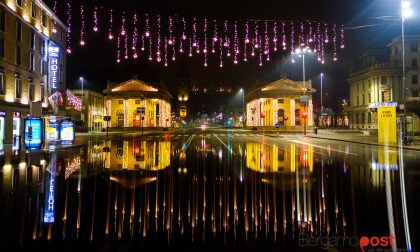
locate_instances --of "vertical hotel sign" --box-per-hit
[370,102,397,143]
[48,45,60,90]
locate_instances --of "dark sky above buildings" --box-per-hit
[46,0,420,110]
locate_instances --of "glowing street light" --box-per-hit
[240,88,245,127]
[293,46,312,135]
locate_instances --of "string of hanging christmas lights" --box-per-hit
[54,3,344,68]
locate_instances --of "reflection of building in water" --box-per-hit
[0,141,411,251]
[105,139,171,171]
[246,142,313,173]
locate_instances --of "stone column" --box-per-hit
[3,110,14,144]
[290,99,295,126]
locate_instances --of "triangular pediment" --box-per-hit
[260,78,309,92]
[110,79,159,92]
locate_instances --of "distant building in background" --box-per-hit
[348,35,420,130]
[65,89,105,132]
[0,0,66,143]
[245,78,315,128]
[103,78,172,128]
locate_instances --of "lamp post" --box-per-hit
[401,0,413,143]
[293,47,312,135]
[240,88,245,127]
[79,77,85,132]
[320,73,324,127]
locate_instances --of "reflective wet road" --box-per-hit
[0,128,418,251]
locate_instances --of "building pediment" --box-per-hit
[259,78,315,92]
[105,79,159,93]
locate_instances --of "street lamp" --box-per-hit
[240,88,245,127]
[79,76,84,131]
[320,73,324,127]
[293,47,312,135]
[401,0,413,143]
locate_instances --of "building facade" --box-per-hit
[0,0,66,143]
[348,35,420,130]
[65,89,105,132]
[103,78,172,128]
[245,78,315,128]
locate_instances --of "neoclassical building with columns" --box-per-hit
[103,78,172,128]
[245,78,315,128]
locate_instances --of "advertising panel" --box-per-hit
[60,121,74,142]
[24,118,43,149]
[377,106,397,143]
[46,121,59,141]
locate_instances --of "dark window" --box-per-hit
[356,113,359,124]
[0,11,5,32]
[278,99,284,104]
[0,72,4,95]
[368,93,371,103]
[412,75,418,85]
[361,113,365,125]
[29,82,34,101]
[394,46,398,55]
[40,39,45,56]
[411,43,418,52]
[16,0,22,7]
[119,100,123,105]
[15,77,21,98]
[29,53,34,71]
[31,1,36,18]
[16,47,20,65]
[30,31,35,49]
[412,90,419,97]
[16,21,21,41]
[368,112,372,124]
[412,58,418,69]
[40,83,45,102]
[381,76,387,85]
[135,100,140,104]
[41,11,46,27]
[0,37,4,57]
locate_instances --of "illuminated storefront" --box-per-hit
[245,78,315,128]
[103,78,172,128]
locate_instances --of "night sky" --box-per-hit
[45,0,420,112]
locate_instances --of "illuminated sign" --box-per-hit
[49,45,60,89]
[43,174,55,223]
[369,102,398,108]
[0,111,5,116]
[46,121,59,141]
[60,121,74,142]
[377,106,397,143]
[24,118,43,149]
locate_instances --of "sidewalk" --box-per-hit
[305,129,420,151]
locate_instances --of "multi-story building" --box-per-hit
[0,0,66,143]
[65,89,105,132]
[348,35,420,130]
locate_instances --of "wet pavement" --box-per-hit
[0,128,418,251]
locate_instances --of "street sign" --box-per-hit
[275,123,280,129]
[137,107,145,114]
[407,97,420,102]
[300,95,309,107]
